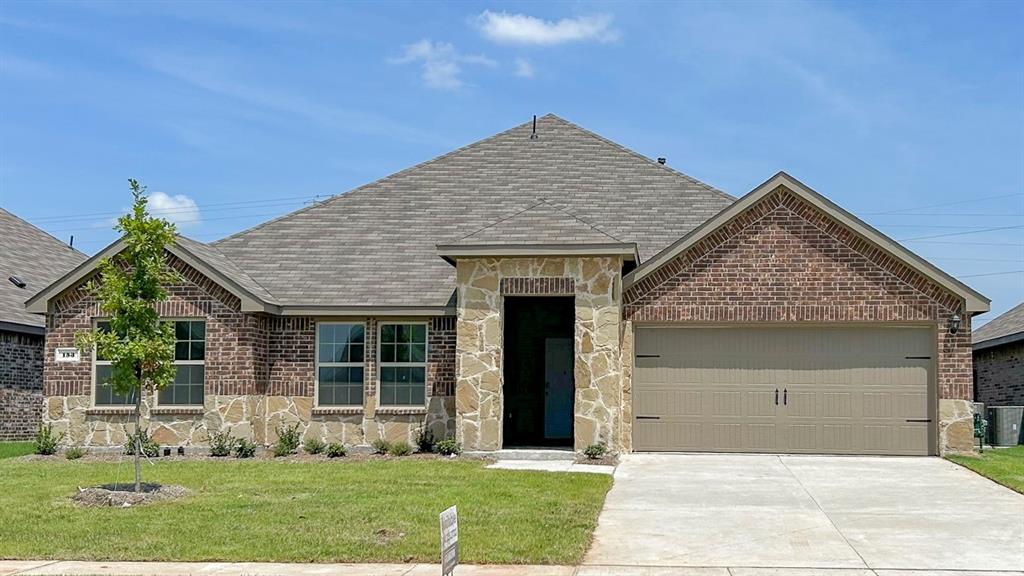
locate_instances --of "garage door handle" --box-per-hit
[784,388,787,406]
[775,389,779,406]
[636,416,661,420]
[905,419,932,423]
[636,354,660,359]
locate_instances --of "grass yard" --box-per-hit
[948,445,1024,494]
[0,441,34,459]
[0,457,612,564]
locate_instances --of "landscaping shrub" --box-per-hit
[34,423,64,456]
[415,427,436,453]
[303,437,326,455]
[583,443,607,460]
[65,446,86,460]
[388,441,412,457]
[434,438,462,456]
[234,438,257,458]
[208,430,236,457]
[124,430,160,458]
[272,423,301,457]
[371,438,391,454]
[325,443,347,458]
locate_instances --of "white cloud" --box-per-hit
[390,40,497,90]
[476,11,619,45]
[514,57,534,78]
[148,191,201,228]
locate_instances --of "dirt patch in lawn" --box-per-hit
[72,483,189,507]
[575,455,619,466]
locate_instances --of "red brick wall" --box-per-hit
[974,341,1024,406]
[429,316,456,396]
[1,330,44,440]
[624,187,972,400]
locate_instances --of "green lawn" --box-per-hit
[948,445,1024,494]
[0,441,34,459]
[0,457,612,564]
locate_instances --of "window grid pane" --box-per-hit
[159,320,206,406]
[379,323,427,407]
[316,323,365,407]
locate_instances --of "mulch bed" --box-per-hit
[71,483,189,507]
[21,451,487,464]
[575,455,619,466]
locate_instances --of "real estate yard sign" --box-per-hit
[439,505,459,575]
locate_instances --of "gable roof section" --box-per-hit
[973,301,1024,350]
[25,236,279,315]
[0,208,87,333]
[436,199,638,262]
[211,114,733,308]
[625,172,990,314]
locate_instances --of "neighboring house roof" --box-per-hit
[209,114,733,311]
[973,302,1024,351]
[624,172,990,314]
[0,208,86,333]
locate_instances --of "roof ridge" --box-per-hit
[540,114,735,202]
[214,116,541,246]
[536,197,630,244]
[0,207,87,258]
[454,199,547,242]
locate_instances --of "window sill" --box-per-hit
[85,408,136,416]
[312,407,364,415]
[375,407,429,415]
[151,407,205,416]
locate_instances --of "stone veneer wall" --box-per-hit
[974,340,1024,407]
[455,256,623,452]
[40,252,456,449]
[0,330,45,440]
[623,187,975,454]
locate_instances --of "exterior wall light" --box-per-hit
[949,313,962,335]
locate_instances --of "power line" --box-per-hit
[903,240,1024,247]
[959,270,1024,278]
[864,192,1024,215]
[898,224,1024,242]
[26,195,326,224]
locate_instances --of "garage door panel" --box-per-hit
[633,327,934,456]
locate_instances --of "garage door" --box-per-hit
[633,326,934,455]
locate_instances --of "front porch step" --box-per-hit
[492,448,575,461]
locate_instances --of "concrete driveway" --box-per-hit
[584,454,1024,573]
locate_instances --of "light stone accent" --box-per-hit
[454,257,624,452]
[939,398,975,454]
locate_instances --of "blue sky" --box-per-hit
[1,1,1021,323]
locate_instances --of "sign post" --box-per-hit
[439,505,458,575]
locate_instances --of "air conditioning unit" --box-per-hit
[987,406,1024,447]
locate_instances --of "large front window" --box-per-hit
[157,320,206,406]
[378,323,427,406]
[316,323,365,406]
[93,320,136,406]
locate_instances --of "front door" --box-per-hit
[544,337,574,440]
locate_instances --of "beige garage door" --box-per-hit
[633,326,934,455]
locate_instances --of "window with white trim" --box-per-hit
[157,320,206,406]
[316,323,365,406]
[93,320,136,406]
[378,323,427,406]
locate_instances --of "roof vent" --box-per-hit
[530,115,538,140]
[657,157,666,165]
[9,276,26,289]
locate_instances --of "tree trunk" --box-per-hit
[134,381,142,493]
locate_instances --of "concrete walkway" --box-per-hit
[486,460,615,474]
[3,561,1022,576]
[585,454,1024,573]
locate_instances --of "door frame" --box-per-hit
[629,322,939,455]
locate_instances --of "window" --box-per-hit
[378,323,427,406]
[316,323,365,406]
[156,320,206,406]
[93,320,137,406]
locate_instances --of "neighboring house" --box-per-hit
[26,115,989,455]
[973,302,1024,407]
[1,208,87,440]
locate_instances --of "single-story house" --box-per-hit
[973,301,1023,407]
[1,208,86,440]
[26,115,989,455]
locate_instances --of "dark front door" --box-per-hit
[503,296,575,447]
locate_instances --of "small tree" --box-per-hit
[76,179,178,492]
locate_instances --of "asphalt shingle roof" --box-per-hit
[1,208,87,329]
[973,301,1024,345]
[450,199,629,246]
[174,236,280,306]
[210,114,735,308]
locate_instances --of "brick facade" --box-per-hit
[974,341,1024,407]
[623,187,975,453]
[41,252,457,449]
[0,330,44,440]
